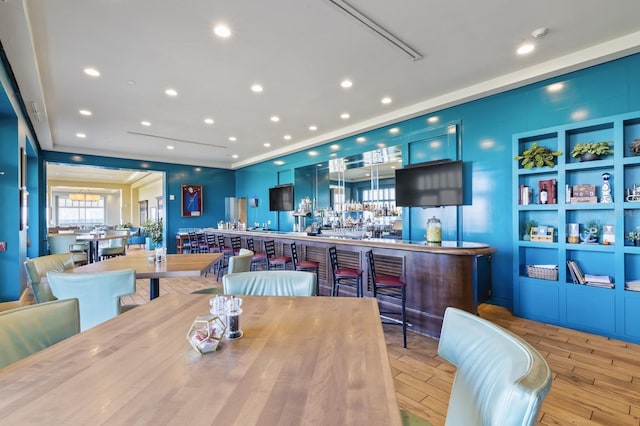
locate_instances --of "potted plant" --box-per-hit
[630,138,640,156]
[626,227,640,246]
[142,218,163,250]
[522,220,537,241]
[571,141,613,161]
[514,143,562,169]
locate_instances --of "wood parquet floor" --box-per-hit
[122,268,640,426]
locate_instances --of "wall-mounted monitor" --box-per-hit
[269,184,294,211]
[395,160,464,207]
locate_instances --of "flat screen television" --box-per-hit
[395,160,464,207]
[269,184,294,211]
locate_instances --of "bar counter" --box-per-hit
[178,230,496,338]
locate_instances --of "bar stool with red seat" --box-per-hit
[328,246,363,297]
[290,242,320,295]
[264,240,291,270]
[246,238,267,270]
[366,249,408,348]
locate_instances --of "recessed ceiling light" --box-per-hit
[195,167,201,172]
[356,137,366,143]
[317,164,323,167]
[330,153,337,157]
[517,43,535,55]
[377,143,386,148]
[427,116,439,124]
[204,118,214,125]
[274,160,285,166]
[381,97,392,104]
[167,145,174,150]
[79,109,92,116]
[264,142,271,147]
[141,121,151,126]
[76,132,86,139]
[309,125,318,131]
[284,134,292,140]
[229,136,237,142]
[448,125,457,134]
[84,67,100,77]
[547,82,565,93]
[213,24,231,38]
[251,84,263,93]
[165,88,178,97]
[232,154,239,159]
[270,115,280,122]
[308,151,318,156]
[389,127,400,134]
[340,113,350,120]
[340,80,353,89]
[128,80,136,85]
[330,144,340,150]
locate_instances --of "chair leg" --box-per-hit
[401,287,407,348]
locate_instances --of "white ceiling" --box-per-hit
[2,0,640,171]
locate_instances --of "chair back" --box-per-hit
[328,246,340,281]
[104,229,129,249]
[24,253,75,303]
[217,234,227,248]
[246,238,255,251]
[0,299,80,369]
[223,271,315,296]
[47,269,136,331]
[205,232,217,250]
[365,250,378,294]
[290,242,300,265]
[438,307,552,426]
[47,234,77,254]
[231,236,242,253]
[228,249,254,274]
[264,240,277,259]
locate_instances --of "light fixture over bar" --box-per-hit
[327,0,423,61]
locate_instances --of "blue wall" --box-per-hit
[2,52,640,308]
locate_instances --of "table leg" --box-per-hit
[150,278,160,300]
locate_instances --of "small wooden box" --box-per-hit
[573,184,596,197]
[530,226,554,243]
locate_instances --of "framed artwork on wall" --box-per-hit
[182,184,203,217]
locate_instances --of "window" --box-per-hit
[57,197,105,226]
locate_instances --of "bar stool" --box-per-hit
[264,240,291,270]
[230,236,242,255]
[291,242,320,296]
[204,231,220,253]
[366,250,408,348]
[328,246,363,297]
[246,238,267,270]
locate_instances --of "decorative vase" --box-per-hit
[580,152,601,162]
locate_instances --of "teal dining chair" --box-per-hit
[46,268,136,331]
[223,271,315,296]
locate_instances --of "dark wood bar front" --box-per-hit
[180,230,496,338]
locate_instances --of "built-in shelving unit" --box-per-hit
[513,111,640,342]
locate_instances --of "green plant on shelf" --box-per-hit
[514,143,562,169]
[570,141,613,159]
[626,227,640,244]
[522,220,537,241]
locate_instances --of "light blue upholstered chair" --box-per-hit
[438,307,552,426]
[47,234,88,266]
[46,269,136,331]
[192,249,254,295]
[0,298,80,369]
[223,271,315,296]
[24,253,76,303]
[98,229,129,260]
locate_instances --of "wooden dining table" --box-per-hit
[0,294,401,425]
[71,253,222,300]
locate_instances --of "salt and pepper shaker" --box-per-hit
[225,296,243,339]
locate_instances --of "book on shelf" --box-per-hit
[566,260,585,284]
[625,280,640,291]
[584,274,612,284]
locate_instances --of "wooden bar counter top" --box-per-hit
[185,230,496,338]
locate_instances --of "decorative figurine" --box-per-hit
[601,173,613,203]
